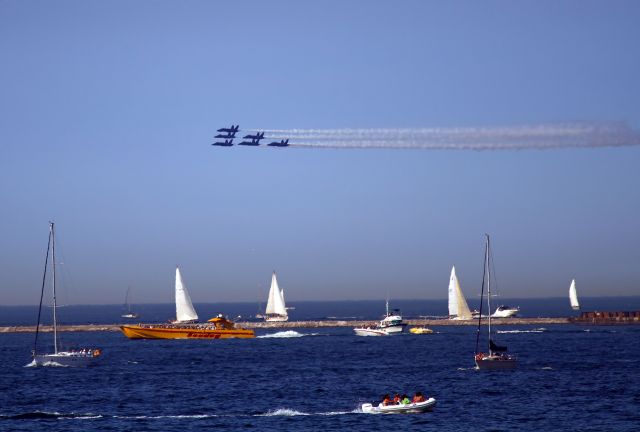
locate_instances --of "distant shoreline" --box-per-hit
[0,317,571,333]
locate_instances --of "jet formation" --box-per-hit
[211,125,289,147]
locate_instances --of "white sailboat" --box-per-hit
[474,235,517,370]
[174,267,199,323]
[32,222,102,367]
[265,271,288,322]
[121,286,139,319]
[448,266,473,320]
[569,278,580,310]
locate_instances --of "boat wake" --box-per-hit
[256,408,356,416]
[258,330,319,338]
[1,411,102,420]
[256,408,310,416]
[23,359,70,368]
[120,414,215,419]
[497,328,546,334]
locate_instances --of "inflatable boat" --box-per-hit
[361,397,436,414]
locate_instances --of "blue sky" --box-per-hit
[1,1,639,305]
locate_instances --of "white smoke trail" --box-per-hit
[254,122,640,150]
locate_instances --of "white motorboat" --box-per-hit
[264,272,288,322]
[448,266,473,320]
[32,222,102,367]
[362,398,437,414]
[354,300,406,336]
[474,235,517,370]
[353,327,389,336]
[492,305,520,318]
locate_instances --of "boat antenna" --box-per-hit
[33,223,53,357]
[474,234,489,355]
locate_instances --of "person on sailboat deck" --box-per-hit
[382,394,392,406]
[412,392,425,403]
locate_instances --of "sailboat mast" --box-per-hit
[474,236,488,355]
[33,224,53,356]
[51,222,58,354]
[486,234,492,354]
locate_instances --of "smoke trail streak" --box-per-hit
[256,122,640,150]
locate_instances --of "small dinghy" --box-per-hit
[361,398,436,414]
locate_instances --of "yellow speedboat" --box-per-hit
[409,327,434,335]
[120,315,254,339]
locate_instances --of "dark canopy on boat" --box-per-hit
[489,339,508,352]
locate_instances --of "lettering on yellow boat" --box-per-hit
[187,332,221,338]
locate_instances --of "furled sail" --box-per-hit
[448,266,472,319]
[175,267,198,323]
[569,279,580,310]
[489,339,508,352]
[265,272,287,317]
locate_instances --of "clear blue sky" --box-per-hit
[1,1,639,305]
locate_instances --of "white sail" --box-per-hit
[569,278,580,310]
[448,266,472,319]
[265,272,287,317]
[175,267,198,323]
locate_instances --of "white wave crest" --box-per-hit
[258,330,316,338]
[497,328,546,334]
[257,408,310,416]
[120,414,214,419]
[24,359,71,367]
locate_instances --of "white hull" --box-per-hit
[265,315,288,322]
[33,351,100,367]
[121,313,139,319]
[362,398,437,414]
[492,306,519,318]
[354,328,389,336]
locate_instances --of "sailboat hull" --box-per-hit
[264,315,288,322]
[475,355,517,370]
[33,351,101,367]
[120,324,255,339]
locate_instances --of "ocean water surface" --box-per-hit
[1,321,639,431]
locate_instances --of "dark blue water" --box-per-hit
[1,324,639,431]
[3,297,640,325]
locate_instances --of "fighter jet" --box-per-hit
[238,131,265,146]
[215,131,237,139]
[217,125,240,133]
[242,132,265,140]
[238,140,260,146]
[268,139,289,147]
[212,139,234,147]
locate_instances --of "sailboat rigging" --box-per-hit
[121,287,139,319]
[474,234,517,370]
[32,222,102,367]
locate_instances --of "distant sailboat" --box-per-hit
[474,234,517,370]
[448,266,472,320]
[121,287,139,319]
[32,222,102,366]
[265,271,288,322]
[175,267,198,323]
[569,279,580,310]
